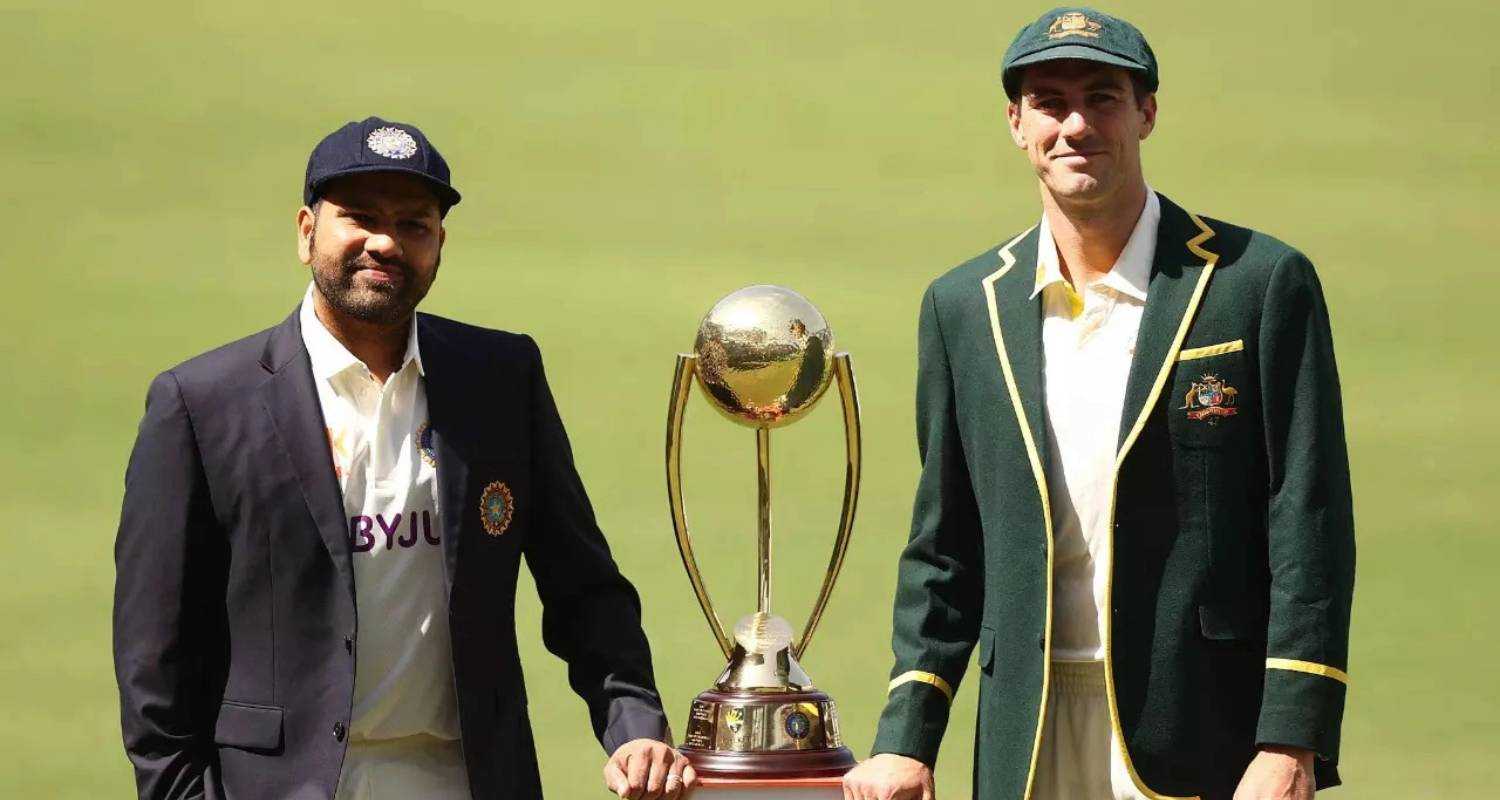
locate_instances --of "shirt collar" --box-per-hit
[299,283,424,382]
[1029,187,1160,304]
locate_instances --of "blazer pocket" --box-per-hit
[1169,347,1249,449]
[214,700,285,752]
[1177,339,1244,361]
[1198,603,1263,643]
[468,461,528,542]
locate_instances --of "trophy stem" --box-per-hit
[674,287,857,781]
[755,426,773,615]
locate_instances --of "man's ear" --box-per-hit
[1006,100,1027,149]
[297,205,316,265]
[438,224,446,249]
[1138,93,1158,141]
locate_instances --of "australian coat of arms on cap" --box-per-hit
[1047,11,1102,39]
[367,126,418,160]
[479,481,514,536]
[1044,11,1104,39]
[1181,374,1239,422]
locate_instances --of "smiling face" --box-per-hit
[1006,59,1157,209]
[296,171,446,325]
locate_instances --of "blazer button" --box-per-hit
[333,722,347,742]
[1038,636,1046,651]
[344,635,354,653]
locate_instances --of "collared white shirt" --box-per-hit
[1035,190,1161,662]
[299,285,469,800]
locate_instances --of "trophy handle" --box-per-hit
[793,353,862,660]
[667,354,735,659]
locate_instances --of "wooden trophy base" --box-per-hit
[680,745,855,778]
[694,775,845,798]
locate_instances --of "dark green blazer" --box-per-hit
[870,194,1355,800]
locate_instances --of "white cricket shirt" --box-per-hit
[1034,190,1160,662]
[299,285,470,800]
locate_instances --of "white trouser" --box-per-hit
[1032,660,1149,800]
[334,734,471,800]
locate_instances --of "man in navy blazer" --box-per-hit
[112,117,693,800]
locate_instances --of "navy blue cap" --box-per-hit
[1002,8,1157,100]
[303,116,461,211]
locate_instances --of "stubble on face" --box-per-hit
[1010,61,1154,210]
[308,231,438,326]
[302,174,444,327]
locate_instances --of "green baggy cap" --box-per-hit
[1001,7,1158,99]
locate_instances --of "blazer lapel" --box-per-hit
[1117,194,1220,453]
[418,317,469,598]
[980,225,1051,479]
[258,311,355,599]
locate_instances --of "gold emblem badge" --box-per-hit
[415,422,437,467]
[1181,374,1240,422]
[1046,11,1102,39]
[479,481,514,536]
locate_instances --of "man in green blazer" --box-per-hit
[841,8,1354,800]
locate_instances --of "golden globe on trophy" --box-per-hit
[665,285,861,780]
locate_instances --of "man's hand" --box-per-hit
[842,753,934,800]
[1233,745,1316,800]
[602,738,698,799]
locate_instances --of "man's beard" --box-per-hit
[310,248,436,325]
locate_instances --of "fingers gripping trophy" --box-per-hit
[665,285,861,781]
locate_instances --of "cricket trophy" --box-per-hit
[665,285,862,792]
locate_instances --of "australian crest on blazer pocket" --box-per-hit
[1169,340,1249,448]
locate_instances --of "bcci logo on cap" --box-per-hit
[1047,11,1102,39]
[366,126,418,160]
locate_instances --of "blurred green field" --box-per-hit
[2,0,1496,796]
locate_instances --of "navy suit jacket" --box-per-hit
[113,308,669,799]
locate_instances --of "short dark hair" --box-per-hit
[1006,66,1154,108]
[305,187,451,219]
[305,198,327,245]
[1127,71,1152,107]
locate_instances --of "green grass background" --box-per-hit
[2,0,1496,796]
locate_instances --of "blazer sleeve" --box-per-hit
[1254,250,1356,762]
[869,285,985,766]
[518,337,670,754]
[113,371,215,799]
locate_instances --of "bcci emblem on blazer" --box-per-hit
[112,116,696,800]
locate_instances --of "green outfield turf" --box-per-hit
[2,0,1496,796]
